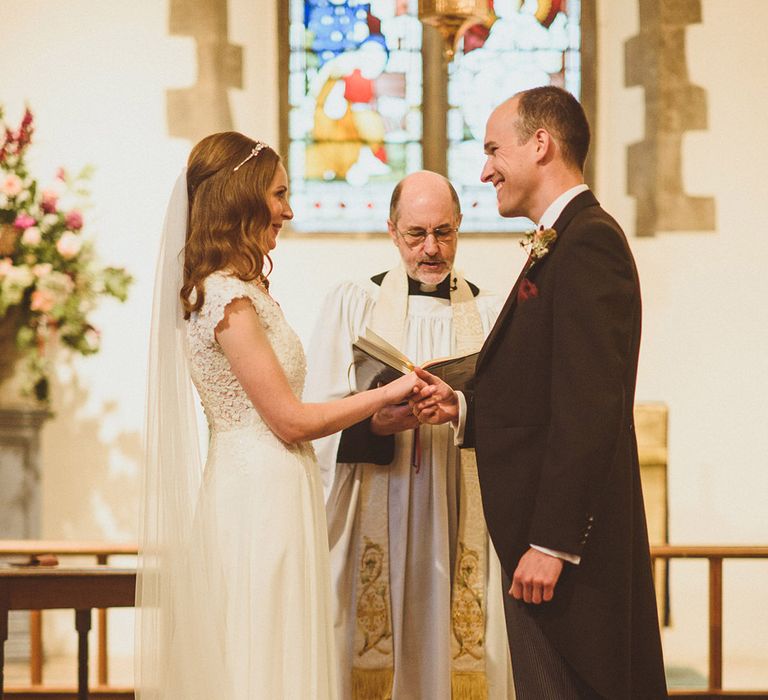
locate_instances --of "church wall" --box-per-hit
[1,0,765,679]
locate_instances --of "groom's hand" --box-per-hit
[371,403,420,435]
[409,367,459,425]
[510,548,564,604]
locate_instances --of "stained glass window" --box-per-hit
[283,0,584,234]
[286,0,423,233]
[448,0,583,232]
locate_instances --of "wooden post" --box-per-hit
[709,557,723,690]
[74,608,92,700]
[1,604,8,697]
[29,610,42,685]
[96,554,108,686]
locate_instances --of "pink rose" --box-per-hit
[21,226,42,246]
[2,174,23,196]
[56,231,82,259]
[65,210,84,230]
[14,213,36,230]
[0,258,12,277]
[30,289,57,313]
[41,189,59,214]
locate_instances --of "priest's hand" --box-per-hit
[409,367,459,425]
[510,548,564,604]
[370,403,420,435]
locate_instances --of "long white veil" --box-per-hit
[135,169,204,698]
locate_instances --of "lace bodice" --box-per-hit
[187,272,307,434]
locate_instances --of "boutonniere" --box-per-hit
[520,227,557,264]
[517,278,539,303]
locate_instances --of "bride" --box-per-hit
[136,132,422,699]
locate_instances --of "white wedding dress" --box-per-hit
[180,271,337,699]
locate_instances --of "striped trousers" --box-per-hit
[501,569,603,700]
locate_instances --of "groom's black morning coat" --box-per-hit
[463,191,667,699]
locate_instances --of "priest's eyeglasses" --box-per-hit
[395,225,458,248]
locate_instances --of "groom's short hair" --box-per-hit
[515,86,590,172]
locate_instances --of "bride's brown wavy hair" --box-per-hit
[181,131,280,319]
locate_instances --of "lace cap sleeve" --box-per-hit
[195,273,272,343]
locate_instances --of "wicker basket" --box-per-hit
[0,223,19,256]
[0,307,21,380]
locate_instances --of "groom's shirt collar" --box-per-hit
[538,183,590,230]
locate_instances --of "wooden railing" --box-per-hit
[0,541,137,697]
[1,542,766,697]
[651,545,768,698]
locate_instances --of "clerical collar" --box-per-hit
[371,271,479,299]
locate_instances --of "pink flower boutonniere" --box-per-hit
[520,227,557,265]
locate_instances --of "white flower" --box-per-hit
[0,257,13,277]
[78,298,96,314]
[21,226,42,246]
[56,231,82,259]
[5,264,34,288]
[42,213,59,228]
[32,263,53,278]
[39,270,75,295]
[84,328,100,350]
[520,227,558,263]
[0,193,8,208]
[2,265,35,306]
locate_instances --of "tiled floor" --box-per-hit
[4,655,767,692]
[4,654,133,688]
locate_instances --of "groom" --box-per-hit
[412,86,667,698]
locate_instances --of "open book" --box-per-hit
[352,328,479,393]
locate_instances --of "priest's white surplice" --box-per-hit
[305,276,515,700]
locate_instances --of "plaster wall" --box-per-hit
[0,0,765,681]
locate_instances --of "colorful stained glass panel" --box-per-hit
[287,0,423,232]
[448,0,583,232]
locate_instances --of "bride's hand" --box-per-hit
[382,371,425,406]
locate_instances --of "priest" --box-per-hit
[305,170,514,699]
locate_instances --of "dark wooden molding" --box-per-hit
[421,26,448,175]
[277,0,290,160]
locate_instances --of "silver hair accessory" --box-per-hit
[233,142,268,172]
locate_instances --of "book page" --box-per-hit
[363,328,414,368]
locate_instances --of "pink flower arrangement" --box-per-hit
[0,105,133,401]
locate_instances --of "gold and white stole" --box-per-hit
[351,265,490,699]
[449,273,489,700]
